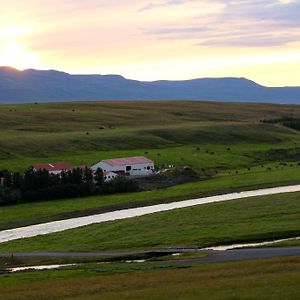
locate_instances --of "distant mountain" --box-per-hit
[0,67,299,104]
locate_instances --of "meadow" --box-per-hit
[1,101,300,172]
[1,100,300,299]
[0,256,299,300]
[0,191,299,253]
[1,163,300,230]
[1,101,300,233]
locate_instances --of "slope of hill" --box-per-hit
[0,67,299,104]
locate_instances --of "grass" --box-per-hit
[1,101,300,172]
[1,124,298,172]
[2,101,300,132]
[0,256,299,299]
[1,101,300,248]
[0,251,206,269]
[1,162,300,230]
[0,192,299,253]
[1,101,300,298]
[261,238,300,248]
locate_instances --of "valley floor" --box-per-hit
[1,255,300,300]
[1,184,300,244]
[1,101,300,299]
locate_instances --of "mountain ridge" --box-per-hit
[0,67,299,104]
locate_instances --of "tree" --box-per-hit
[94,168,104,186]
[12,172,23,189]
[3,172,13,188]
[69,168,83,185]
[23,167,37,191]
[83,167,93,182]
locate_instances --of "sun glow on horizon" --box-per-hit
[1,1,300,86]
[0,25,41,70]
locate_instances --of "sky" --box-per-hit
[0,0,300,86]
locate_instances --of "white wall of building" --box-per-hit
[91,161,154,177]
[104,172,118,182]
[128,162,154,176]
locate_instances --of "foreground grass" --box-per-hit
[0,256,300,300]
[0,192,299,253]
[1,163,300,230]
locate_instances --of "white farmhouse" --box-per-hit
[91,156,154,177]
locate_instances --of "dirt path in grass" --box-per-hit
[1,184,300,244]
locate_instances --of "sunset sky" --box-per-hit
[0,0,300,86]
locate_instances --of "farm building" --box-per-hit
[91,156,154,177]
[33,162,72,175]
[103,171,118,182]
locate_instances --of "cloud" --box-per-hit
[142,0,300,47]
[138,0,192,12]
[198,33,300,47]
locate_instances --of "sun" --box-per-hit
[0,25,40,70]
[0,41,40,70]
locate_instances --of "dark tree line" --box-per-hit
[262,117,300,131]
[0,167,139,206]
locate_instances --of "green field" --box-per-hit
[1,192,299,253]
[1,101,300,299]
[2,101,300,230]
[1,101,300,172]
[0,256,299,300]
[1,163,300,230]
[263,238,300,247]
[1,101,300,249]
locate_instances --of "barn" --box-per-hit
[91,156,154,177]
[103,171,118,182]
[32,162,72,175]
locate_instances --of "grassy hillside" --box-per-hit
[1,100,300,231]
[1,101,300,172]
[1,192,299,252]
[1,101,300,300]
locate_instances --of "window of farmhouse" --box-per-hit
[126,166,132,171]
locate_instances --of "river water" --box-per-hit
[1,184,300,244]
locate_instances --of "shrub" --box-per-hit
[0,185,22,205]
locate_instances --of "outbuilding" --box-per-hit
[91,156,154,177]
[103,171,118,182]
[32,162,72,175]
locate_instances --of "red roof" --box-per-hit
[102,156,153,167]
[33,162,72,172]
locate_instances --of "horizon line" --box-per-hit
[0,65,298,88]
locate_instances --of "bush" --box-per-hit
[0,186,22,205]
[103,176,139,194]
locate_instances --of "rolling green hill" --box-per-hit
[1,100,300,229]
[1,100,300,298]
[1,101,300,172]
